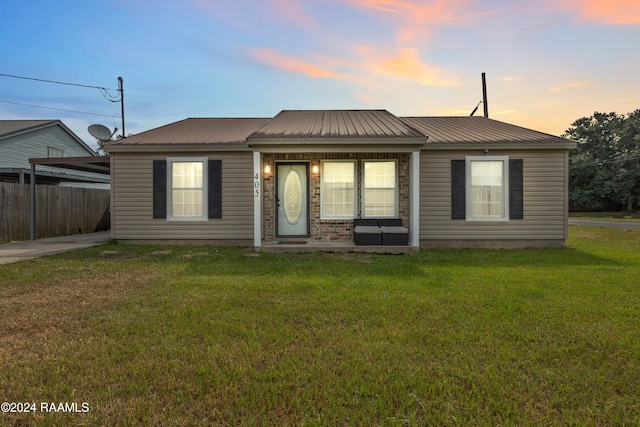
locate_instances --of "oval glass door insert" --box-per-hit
[284,170,303,224]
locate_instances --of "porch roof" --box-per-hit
[248,110,425,139]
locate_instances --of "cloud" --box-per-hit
[354,93,378,104]
[375,48,462,87]
[271,0,315,26]
[250,49,340,79]
[250,46,461,88]
[338,0,484,42]
[339,0,413,14]
[548,82,592,92]
[189,0,315,27]
[524,21,555,31]
[556,0,640,24]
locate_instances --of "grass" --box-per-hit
[1,227,639,425]
[570,211,640,222]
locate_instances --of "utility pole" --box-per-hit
[482,72,489,118]
[118,76,125,138]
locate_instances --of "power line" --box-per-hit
[0,72,121,101]
[0,72,113,91]
[0,99,118,118]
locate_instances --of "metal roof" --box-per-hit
[105,118,271,146]
[0,120,60,138]
[29,156,110,175]
[103,112,575,150]
[400,116,572,144]
[249,110,425,139]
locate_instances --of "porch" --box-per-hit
[257,152,418,245]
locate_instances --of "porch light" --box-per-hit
[312,164,319,174]
[264,164,271,174]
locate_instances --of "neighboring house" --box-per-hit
[103,110,576,249]
[0,119,109,186]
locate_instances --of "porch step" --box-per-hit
[258,241,417,254]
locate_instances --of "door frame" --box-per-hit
[275,162,311,238]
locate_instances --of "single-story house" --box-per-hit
[103,110,576,250]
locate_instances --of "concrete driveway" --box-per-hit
[569,219,640,229]
[0,232,111,265]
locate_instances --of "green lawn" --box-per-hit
[570,211,640,222]
[1,227,639,425]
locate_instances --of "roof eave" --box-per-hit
[422,141,577,150]
[248,136,428,146]
[103,143,252,153]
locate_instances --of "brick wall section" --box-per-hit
[261,153,410,242]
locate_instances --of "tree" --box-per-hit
[565,110,640,211]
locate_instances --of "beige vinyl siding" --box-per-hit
[420,149,569,243]
[111,151,253,241]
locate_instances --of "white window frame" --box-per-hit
[320,160,356,219]
[167,157,208,222]
[465,156,509,222]
[48,147,64,158]
[362,159,398,218]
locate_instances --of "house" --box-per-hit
[0,119,109,186]
[103,110,576,249]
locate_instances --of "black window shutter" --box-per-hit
[152,160,167,219]
[451,160,466,219]
[208,160,222,219]
[509,159,524,219]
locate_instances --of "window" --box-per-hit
[363,160,397,218]
[167,157,207,221]
[153,159,222,220]
[48,147,64,157]
[451,158,523,221]
[466,156,509,221]
[321,161,355,218]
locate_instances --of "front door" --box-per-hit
[276,163,309,237]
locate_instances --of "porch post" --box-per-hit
[30,163,36,240]
[253,151,262,248]
[410,151,420,248]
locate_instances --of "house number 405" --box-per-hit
[254,173,260,197]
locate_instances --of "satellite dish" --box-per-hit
[88,124,114,140]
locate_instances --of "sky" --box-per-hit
[1,0,639,150]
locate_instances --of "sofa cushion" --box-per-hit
[354,225,382,234]
[381,226,409,246]
[378,218,403,227]
[354,218,378,227]
[354,226,382,245]
[380,226,408,234]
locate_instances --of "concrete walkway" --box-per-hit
[0,232,111,265]
[569,219,640,229]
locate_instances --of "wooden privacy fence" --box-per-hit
[0,182,110,243]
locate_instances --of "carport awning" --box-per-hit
[27,156,111,241]
[28,156,110,175]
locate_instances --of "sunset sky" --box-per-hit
[1,0,639,149]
